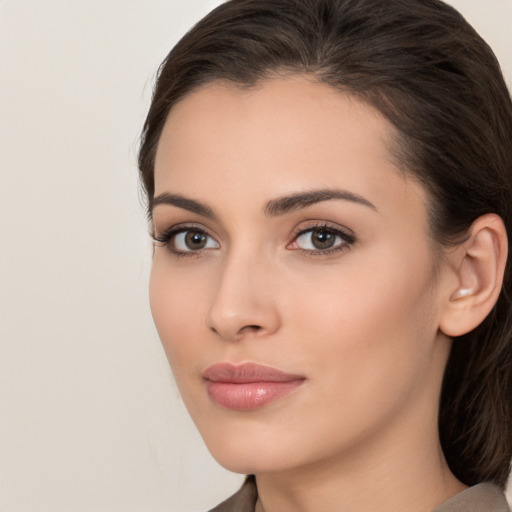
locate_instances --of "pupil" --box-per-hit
[186,231,207,249]
[313,230,335,249]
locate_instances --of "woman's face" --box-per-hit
[150,77,453,475]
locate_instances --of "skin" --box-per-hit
[150,76,467,512]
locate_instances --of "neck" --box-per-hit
[255,445,465,512]
[254,403,466,512]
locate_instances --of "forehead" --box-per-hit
[156,77,395,156]
[153,76,429,230]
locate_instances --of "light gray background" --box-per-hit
[0,1,511,511]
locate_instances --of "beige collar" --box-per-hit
[209,477,510,512]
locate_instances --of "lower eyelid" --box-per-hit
[297,246,351,258]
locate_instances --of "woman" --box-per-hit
[139,0,512,510]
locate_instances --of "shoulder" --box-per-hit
[208,476,257,512]
[432,483,510,512]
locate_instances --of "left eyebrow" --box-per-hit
[264,188,377,217]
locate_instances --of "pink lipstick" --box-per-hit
[203,363,306,411]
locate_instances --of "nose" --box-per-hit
[207,251,281,342]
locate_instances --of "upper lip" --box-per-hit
[203,363,305,383]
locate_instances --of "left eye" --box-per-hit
[292,227,351,251]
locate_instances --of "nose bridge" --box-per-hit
[207,243,280,340]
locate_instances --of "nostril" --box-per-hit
[238,324,263,336]
[209,323,262,340]
[241,325,262,333]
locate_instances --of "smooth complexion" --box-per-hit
[150,77,469,512]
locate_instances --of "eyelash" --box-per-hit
[152,222,355,258]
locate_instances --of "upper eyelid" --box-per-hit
[154,221,215,237]
[290,220,355,238]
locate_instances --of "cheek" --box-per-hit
[287,248,439,388]
[273,255,441,454]
[149,260,206,375]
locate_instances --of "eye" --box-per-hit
[174,230,218,251]
[288,224,354,254]
[153,226,219,254]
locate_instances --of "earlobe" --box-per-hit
[440,214,508,337]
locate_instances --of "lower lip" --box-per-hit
[206,380,305,411]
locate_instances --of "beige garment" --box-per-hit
[209,476,510,512]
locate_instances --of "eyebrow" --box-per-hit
[264,189,377,217]
[152,192,216,219]
[151,188,377,219]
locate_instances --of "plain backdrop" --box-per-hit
[0,1,511,511]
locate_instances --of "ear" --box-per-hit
[439,213,508,337]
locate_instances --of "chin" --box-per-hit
[196,416,305,475]
[209,446,296,475]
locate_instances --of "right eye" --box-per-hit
[153,227,220,254]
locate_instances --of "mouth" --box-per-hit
[203,362,306,411]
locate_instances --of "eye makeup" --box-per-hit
[287,221,355,257]
[153,219,356,259]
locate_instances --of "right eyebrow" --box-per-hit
[151,192,216,219]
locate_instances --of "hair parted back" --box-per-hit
[139,0,512,487]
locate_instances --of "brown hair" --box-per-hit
[139,0,512,487]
